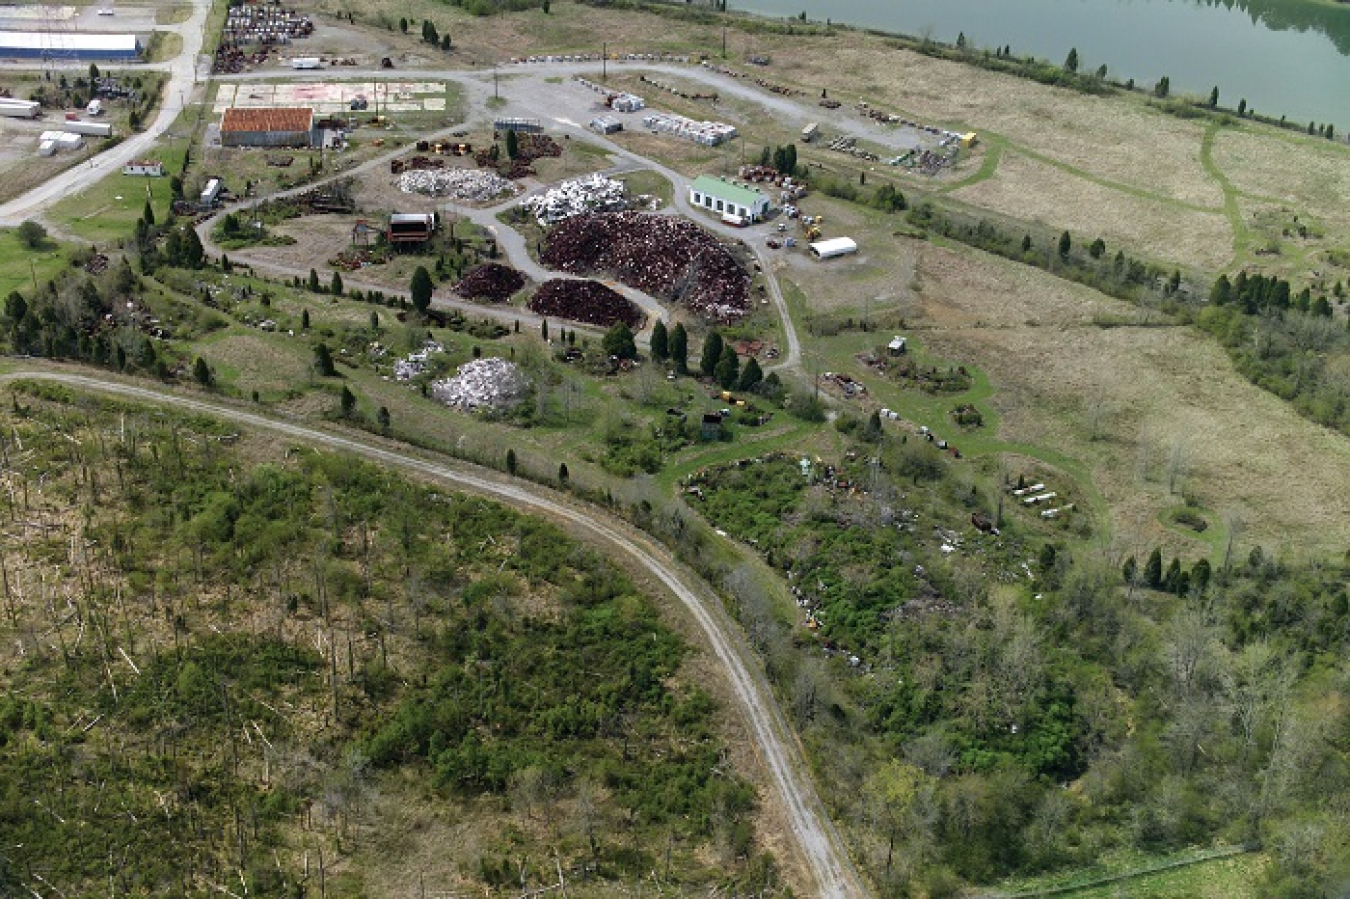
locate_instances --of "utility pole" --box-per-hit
[602,41,607,79]
[494,67,499,100]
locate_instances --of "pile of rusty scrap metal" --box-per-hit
[540,212,750,321]
[455,263,526,302]
[528,278,643,328]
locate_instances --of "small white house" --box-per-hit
[887,335,907,356]
[123,160,165,177]
[809,237,858,259]
[689,175,770,223]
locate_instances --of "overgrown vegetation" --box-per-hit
[686,451,1350,897]
[0,388,781,897]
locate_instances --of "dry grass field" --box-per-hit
[1212,126,1350,230]
[908,241,1350,556]
[950,150,1237,270]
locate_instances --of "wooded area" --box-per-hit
[0,384,777,897]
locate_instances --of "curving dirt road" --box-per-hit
[1,367,868,899]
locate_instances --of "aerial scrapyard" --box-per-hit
[528,279,643,329]
[454,263,527,302]
[541,212,750,322]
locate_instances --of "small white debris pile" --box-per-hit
[398,167,518,201]
[520,174,627,225]
[431,357,531,411]
[393,339,445,381]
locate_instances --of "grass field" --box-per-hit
[48,123,188,244]
[0,228,71,299]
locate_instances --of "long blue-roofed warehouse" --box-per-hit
[0,32,140,61]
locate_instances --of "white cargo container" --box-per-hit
[63,120,112,138]
[290,57,322,69]
[0,99,41,119]
[37,140,55,156]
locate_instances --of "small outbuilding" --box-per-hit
[809,237,858,259]
[388,212,437,245]
[220,107,316,148]
[887,335,907,356]
[123,160,165,177]
[689,175,770,223]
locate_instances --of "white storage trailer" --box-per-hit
[0,99,41,119]
[290,57,322,69]
[63,120,112,138]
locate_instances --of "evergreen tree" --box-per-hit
[505,448,517,475]
[650,319,669,361]
[340,384,356,417]
[143,199,155,226]
[377,405,391,433]
[505,129,519,159]
[738,356,763,391]
[410,266,434,315]
[1144,548,1164,589]
[1064,47,1079,73]
[700,331,724,377]
[1210,274,1231,305]
[558,462,569,486]
[1089,237,1106,259]
[302,308,311,330]
[183,227,205,269]
[715,344,740,389]
[1122,555,1137,585]
[331,271,344,296]
[1058,230,1072,258]
[1208,86,1219,108]
[399,16,408,32]
[314,342,336,376]
[1021,234,1032,253]
[192,356,212,387]
[541,318,549,341]
[670,323,688,373]
[1154,76,1170,98]
[602,322,637,360]
[1237,98,1247,117]
[308,268,321,293]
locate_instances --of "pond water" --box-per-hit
[732,0,1350,129]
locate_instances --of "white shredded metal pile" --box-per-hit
[520,173,628,225]
[398,167,519,201]
[430,357,531,411]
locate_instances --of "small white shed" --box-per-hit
[809,237,858,259]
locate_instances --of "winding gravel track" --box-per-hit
[1,368,868,899]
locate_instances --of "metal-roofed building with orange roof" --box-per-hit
[219,107,316,148]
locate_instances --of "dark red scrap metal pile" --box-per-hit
[540,212,750,321]
[528,279,643,328]
[454,263,526,303]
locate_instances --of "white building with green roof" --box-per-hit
[689,175,770,224]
